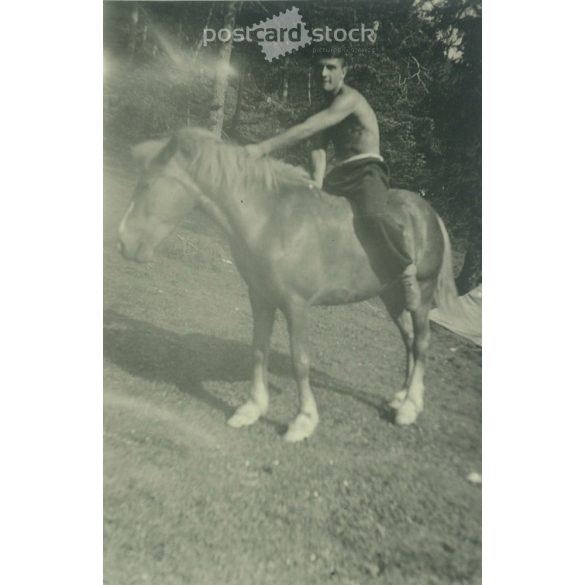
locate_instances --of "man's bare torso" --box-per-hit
[322,84,380,162]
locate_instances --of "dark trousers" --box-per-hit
[323,158,413,278]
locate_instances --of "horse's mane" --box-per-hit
[175,128,314,197]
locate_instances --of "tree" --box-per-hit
[127,3,140,61]
[208,2,239,136]
[192,3,214,62]
[105,0,481,277]
[456,221,481,294]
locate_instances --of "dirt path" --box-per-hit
[104,152,481,585]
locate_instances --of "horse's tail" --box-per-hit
[433,214,461,313]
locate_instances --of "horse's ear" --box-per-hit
[131,139,169,170]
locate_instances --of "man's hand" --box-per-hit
[244,144,266,159]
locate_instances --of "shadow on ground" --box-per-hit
[104,309,386,422]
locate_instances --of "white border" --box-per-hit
[3,2,102,583]
[484,1,585,583]
[4,1,585,584]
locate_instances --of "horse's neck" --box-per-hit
[207,184,271,248]
[197,194,235,238]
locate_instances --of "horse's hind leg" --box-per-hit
[282,298,319,443]
[380,291,414,408]
[227,288,276,429]
[396,299,433,425]
[382,288,432,425]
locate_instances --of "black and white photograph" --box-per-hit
[103,1,482,583]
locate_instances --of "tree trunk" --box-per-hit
[128,3,139,61]
[281,56,290,103]
[230,61,247,132]
[142,22,149,53]
[456,226,482,295]
[208,2,238,136]
[193,3,214,61]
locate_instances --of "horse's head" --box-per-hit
[118,135,202,263]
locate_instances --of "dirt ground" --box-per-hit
[104,146,481,585]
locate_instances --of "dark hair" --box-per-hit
[312,45,350,68]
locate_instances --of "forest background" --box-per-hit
[104,0,482,292]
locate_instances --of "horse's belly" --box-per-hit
[229,214,389,307]
[307,228,388,305]
[289,249,386,306]
[310,281,386,306]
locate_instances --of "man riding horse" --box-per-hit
[245,49,421,311]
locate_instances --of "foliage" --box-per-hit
[104,0,481,252]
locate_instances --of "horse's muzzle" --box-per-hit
[117,238,132,260]
[118,237,153,263]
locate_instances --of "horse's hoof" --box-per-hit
[284,412,318,443]
[390,390,407,409]
[227,401,264,428]
[395,399,421,426]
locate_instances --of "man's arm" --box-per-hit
[249,92,356,157]
[309,130,328,188]
[311,149,327,189]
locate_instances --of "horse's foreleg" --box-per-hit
[227,289,275,429]
[394,302,432,426]
[283,299,319,443]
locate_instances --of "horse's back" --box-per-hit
[385,188,437,221]
[276,185,444,284]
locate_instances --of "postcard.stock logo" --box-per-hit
[202,7,377,62]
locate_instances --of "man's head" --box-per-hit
[314,47,348,94]
[316,57,347,93]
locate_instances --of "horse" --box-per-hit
[118,127,460,442]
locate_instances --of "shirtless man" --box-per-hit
[245,52,421,310]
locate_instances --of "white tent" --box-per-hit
[430,285,482,346]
